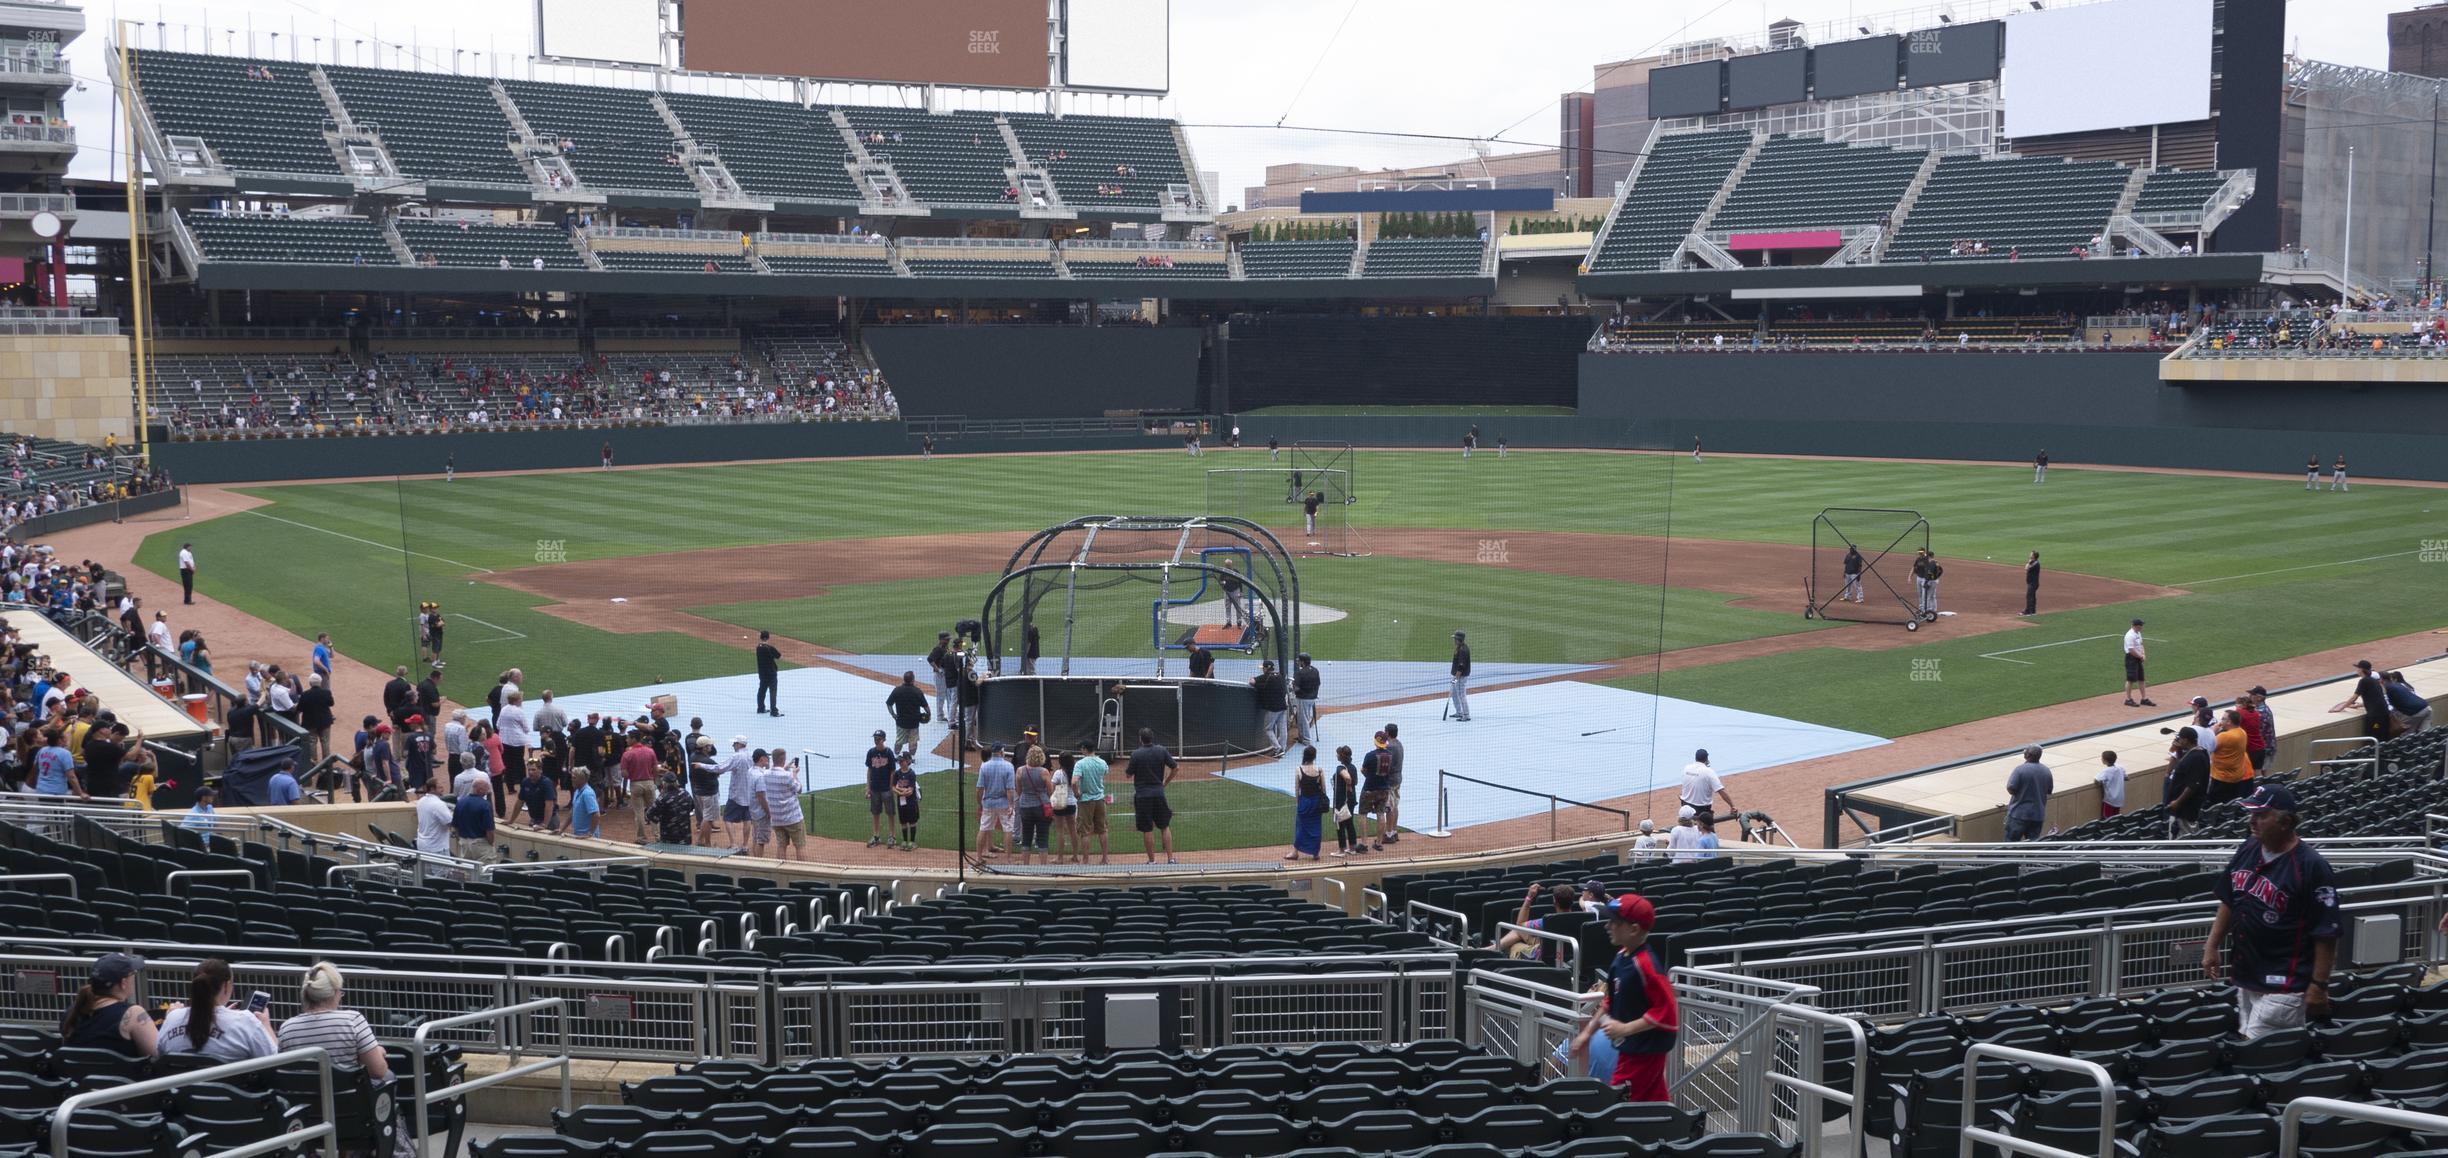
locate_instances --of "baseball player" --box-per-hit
[1448,630,1472,721]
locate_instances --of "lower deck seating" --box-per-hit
[474,1043,1769,1158]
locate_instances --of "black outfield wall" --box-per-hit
[1579,352,2448,480]
[151,422,1176,484]
[861,326,1205,418]
[1223,316,1584,410]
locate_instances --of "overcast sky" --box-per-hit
[61,0,2403,204]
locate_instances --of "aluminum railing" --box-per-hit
[0,123,71,145]
[53,1048,334,1158]
[0,940,765,1062]
[1704,888,2444,1018]
[1959,1043,2115,1158]
[770,952,1458,1059]
[0,873,73,898]
[757,230,888,245]
[411,998,572,1158]
[1425,768,1633,842]
[0,192,70,214]
[1462,967,1596,1082]
[899,236,1054,251]
[1062,238,1224,252]
[2279,1098,2448,1158]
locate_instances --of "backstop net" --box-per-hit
[1204,467,1359,557]
[1807,507,1932,629]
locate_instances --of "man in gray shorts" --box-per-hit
[862,730,898,848]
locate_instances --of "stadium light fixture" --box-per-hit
[1859,25,1872,33]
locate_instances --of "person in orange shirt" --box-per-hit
[2207,709,2253,808]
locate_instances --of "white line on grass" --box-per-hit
[1980,632,2151,666]
[450,614,526,643]
[2173,550,2422,587]
[240,509,496,574]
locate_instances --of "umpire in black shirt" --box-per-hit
[754,631,783,716]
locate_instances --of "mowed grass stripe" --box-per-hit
[161,452,2446,734]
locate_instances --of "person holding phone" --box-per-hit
[159,958,278,1062]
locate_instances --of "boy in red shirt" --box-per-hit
[1571,892,1680,1102]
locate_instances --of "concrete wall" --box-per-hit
[0,334,132,445]
[1579,351,2448,480]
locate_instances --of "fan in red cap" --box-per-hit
[1570,891,1678,1103]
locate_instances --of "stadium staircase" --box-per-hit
[487,80,597,205]
[1671,131,1765,269]
[498,79,698,199]
[374,214,415,266]
[1168,121,1212,218]
[826,110,921,215]
[647,93,764,212]
[992,114,1070,219]
[303,67,403,189]
[661,93,862,211]
[1872,149,1946,261]
[1584,128,1754,274]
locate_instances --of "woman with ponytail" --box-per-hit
[159,958,277,1061]
[58,951,156,1057]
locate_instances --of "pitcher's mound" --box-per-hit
[1161,600,1349,628]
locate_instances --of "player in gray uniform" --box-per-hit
[1448,631,1472,721]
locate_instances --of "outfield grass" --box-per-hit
[801,771,1301,854]
[690,555,1840,665]
[142,451,2447,737]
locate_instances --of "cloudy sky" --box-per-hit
[60,0,2403,202]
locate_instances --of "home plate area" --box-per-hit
[1215,681,1887,831]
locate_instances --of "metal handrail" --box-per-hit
[2308,736,2380,775]
[1406,900,1472,946]
[0,873,74,898]
[481,855,651,879]
[2279,1097,2448,1158]
[164,868,259,894]
[52,1047,334,1158]
[1771,1003,1868,1158]
[1689,871,2442,971]
[1429,768,1633,842]
[411,997,572,1158]
[1494,919,1580,979]
[1959,1043,2115,1158]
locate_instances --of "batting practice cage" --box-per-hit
[1204,467,1364,557]
[976,515,1300,759]
[1806,507,1933,629]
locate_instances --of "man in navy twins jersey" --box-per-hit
[2202,783,2339,1038]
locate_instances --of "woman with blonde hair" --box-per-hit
[1013,744,1053,865]
[279,962,389,1080]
